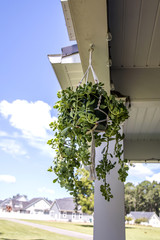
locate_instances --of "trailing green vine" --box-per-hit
[48,82,129,203]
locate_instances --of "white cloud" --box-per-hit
[0,100,57,155]
[0,175,16,183]
[126,163,154,184]
[146,173,160,183]
[128,163,153,177]
[0,131,8,137]
[0,100,56,139]
[146,164,160,172]
[38,187,55,195]
[0,139,28,157]
[29,138,55,157]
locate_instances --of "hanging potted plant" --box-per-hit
[48,48,129,205]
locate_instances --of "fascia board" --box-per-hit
[61,0,76,41]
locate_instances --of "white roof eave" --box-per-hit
[61,0,111,94]
[48,53,83,90]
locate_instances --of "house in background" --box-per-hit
[0,198,13,212]
[50,197,93,222]
[0,201,2,211]
[128,211,160,228]
[12,194,28,202]
[0,195,29,213]
[11,199,28,213]
[22,198,51,214]
[0,196,51,214]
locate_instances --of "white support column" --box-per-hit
[94,136,125,240]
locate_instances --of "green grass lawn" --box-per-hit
[23,220,93,235]
[126,224,160,240]
[0,220,81,240]
[24,220,160,240]
[1,219,160,240]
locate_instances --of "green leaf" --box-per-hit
[70,110,74,118]
[53,178,58,183]
[48,167,53,172]
[61,127,70,136]
[100,104,107,109]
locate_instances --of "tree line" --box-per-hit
[125,180,160,216]
[73,169,160,216]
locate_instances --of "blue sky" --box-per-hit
[0,0,160,201]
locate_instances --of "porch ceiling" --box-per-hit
[109,0,160,69]
[108,0,160,161]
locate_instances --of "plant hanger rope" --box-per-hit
[77,44,99,87]
[77,45,105,180]
[78,45,108,132]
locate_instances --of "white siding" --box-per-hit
[149,214,160,227]
[27,200,50,214]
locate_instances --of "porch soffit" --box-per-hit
[108,0,160,161]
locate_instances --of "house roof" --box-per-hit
[12,194,28,201]
[130,211,156,220]
[0,198,12,208]
[61,44,78,57]
[11,199,29,211]
[23,198,51,210]
[55,197,79,212]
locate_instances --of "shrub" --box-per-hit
[125,216,133,222]
[135,218,148,224]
